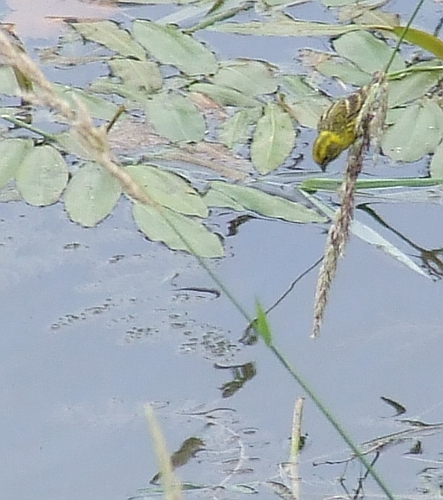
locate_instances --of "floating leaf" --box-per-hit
[333,30,406,74]
[430,141,443,179]
[72,20,146,59]
[0,66,21,95]
[55,84,118,120]
[316,59,371,87]
[145,92,206,142]
[0,138,33,189]
[88,78,149,103]
[251,103,295,174]
[16,145,69,206]
[133,203,224,258]
[189,82,261,107]
[109,59,163,93]
[207,181,326,223]
[212,60,278,96]
[382,100,443,162]
[219,108,260,148]
[133,20,218,76]
[388,62,443,108]
[126,164,208,217]
[64,162,122,227]
[210,20,365,36]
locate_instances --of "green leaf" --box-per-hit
[55,84,118,120]
[382,100,443,162]
[189,82,261,107]
[16,145,69,206]
[212,60,278,96]
[207,181,326,222]
[255,301,272,347]
[126,164,208,217]
[280,75,331,129]
[72,20,146,59]
[430,141,443,179]
[0,66,21,95]
[209,20,365,36]
[251,103,295,174]
[146,92,206,142]
[64,162,122,227]
[388,62,443,108]
[392,25,443,60]
[133,20,218,76]
[316,59,372,87]
[88,78,149,103]
[219,109,259,148]
[109,59,163,93]
[133,203,224,258]
[0,139,33,189]
[333,30,406,74]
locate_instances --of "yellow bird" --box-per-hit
[312,85,369,171]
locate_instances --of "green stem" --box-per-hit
[384,0,426,73]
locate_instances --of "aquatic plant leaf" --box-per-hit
[0,66,21,95]
[189,82,261,107]
[392,25,443,60]
[16,145,69,206]
[126,164,208,217]
[72,20,146,60]
[206,181,326,223]
[430,141,443,179]
[133,203,224,257]
[55,84,118,120]
[88,78,149,103]
[133,20,218,76]
[212,60,278,96]
[333,31,405,74]
[219,109,259,148]
[145,92,206,142]
[382,100,443,162]
[388,62,443,108]
[109,59,163,93]
[0,138,33,189]
[64,162,122,227]
[251,103,295,174]
[255,301,272,347]
[280,75,331,128]
[210,20,365,36]
[316,59,371,87]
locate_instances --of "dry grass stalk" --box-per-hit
[312,72,388,338]
[0,28,158,211]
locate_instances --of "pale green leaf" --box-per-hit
[88,78,149,103]
[333,30,405,74]
[16,145,69,206]
[0,139,33,189]
[145,93,206,142]
[388,62,443,108]
[316,59,372,87]
[64,162,122,227]
[251,103,295,174]
[219,109,259,148]
[126,164,208,216]
[207,181,326,222]
[189,82,261,107]
[430,141,443,179]
[72,20,146,59]
[382,100,443,162]
[55,84,118,120]
[133,20,218,76]
[212,60,278,96]
[209,20,365,36]
[133,203,224,257]
[0,66,21,95]
[109,59,163,93]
